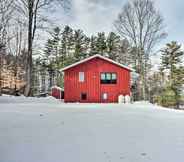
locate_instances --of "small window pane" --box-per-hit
[102,93,108,100]
[101,73,106,80]
[112,73,117,80]
[79,72,84,82]
[106,73,111,80]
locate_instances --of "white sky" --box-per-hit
[42,0,184,68]
[58,0,184,43]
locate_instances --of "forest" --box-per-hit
[0,0,184,108]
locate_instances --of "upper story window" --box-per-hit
[79,72,85,82]
[100,72,117,84]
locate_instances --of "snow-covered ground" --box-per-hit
[1,96,184,162]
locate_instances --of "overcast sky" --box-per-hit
[50,0,184,67]
[59,0,184,44]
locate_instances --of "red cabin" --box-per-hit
[61,54,132,103]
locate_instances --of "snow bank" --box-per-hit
[0,95,61,104]
[134,101,153,105]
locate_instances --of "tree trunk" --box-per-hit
[24,59,32,96]
[141,74,146,100]
[0,54,2,96]
[24,41,33,96]
[137,49,146,101]
[0,67,2,96]
[141,50,147,101]
[24,0,33,97]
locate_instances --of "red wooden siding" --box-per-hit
[64,57,130,103]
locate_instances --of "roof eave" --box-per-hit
[60,54,134,72]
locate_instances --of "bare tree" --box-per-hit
[7,22,26,94]
[0,0,14,96]
[114,0,166,100]
[14,0,69,96]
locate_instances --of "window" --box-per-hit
[81,93,87,100]
[100,73,117,84]
[111,73,117,84]
[79,72,84,82]
[102,93,108,100]
[101,73,106,80]
[106,73,111,80]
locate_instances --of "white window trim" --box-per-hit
[79,72,85,82]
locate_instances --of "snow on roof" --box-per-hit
[60,54,133,71]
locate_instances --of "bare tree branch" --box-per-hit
[114,0,167,100]
[12,0,70,96]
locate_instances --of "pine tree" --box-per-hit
[106,32,120,61]
[60,25,74,58]
[51,27,61,69]
[89,35,98,56]
[58,25,75,68]
[161,41,183,86]
[59,35,67,67]
[43,27,61,66]
[43,39,54,65]
[73,29,88,62]
[42,27,62,86]
[83,37,90,56]
[161,41,184,108]
[96,32,107,56]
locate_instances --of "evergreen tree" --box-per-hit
[84,37,90,56]
[106,32,120,61]
[42,27,62,85]
[73,29,88,62]
[60,25,74,58]
[161,41,183,86]
[43,27,61,67]
[43,39,54,65]
[96,32,107,56]
[59,34,67,67]
[59,26,74,67]
[147,71,166,103]
[161,41,184,108]
[51,27,61,69]
[89,35,98,56]
[42,39,56,90]
[51,27,61,43]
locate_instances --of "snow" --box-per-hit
[0,95,61,104]
[1,97,184,162]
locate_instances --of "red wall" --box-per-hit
[64,57,130,103]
